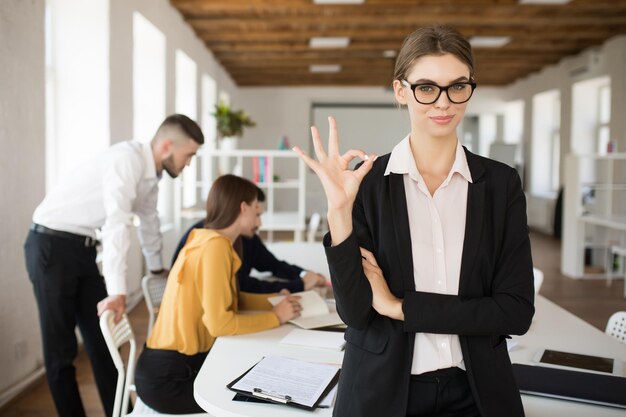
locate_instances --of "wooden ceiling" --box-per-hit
[170,0,626,87]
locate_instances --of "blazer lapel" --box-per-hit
[459,148,486,296]
[388,173,416,292]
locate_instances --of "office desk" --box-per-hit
[194,296,626,417]
[194,324,340,417]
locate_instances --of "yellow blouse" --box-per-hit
[147,229,280,355]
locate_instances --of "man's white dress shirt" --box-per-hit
[33,140,163,295]
[384,136,472,375]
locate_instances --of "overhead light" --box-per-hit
[313,0,365,4]
[382,49,397,58]
[309,64,342,73]
[309,37,350,48]
[469,36,511,48]
[519,0,571,4]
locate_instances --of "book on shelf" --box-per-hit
[268,290,343,330]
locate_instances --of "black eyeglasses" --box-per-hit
[401,80,477,105]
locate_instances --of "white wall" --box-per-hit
[0,0,47,404]
[0,0,238,405]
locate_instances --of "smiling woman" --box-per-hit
[292,25,535,417]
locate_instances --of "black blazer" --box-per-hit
[324,148,534,417]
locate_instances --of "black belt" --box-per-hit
[30,223,100,247]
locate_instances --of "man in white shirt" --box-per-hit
[23,114,203,417]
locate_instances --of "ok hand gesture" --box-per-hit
[292,116,376,213]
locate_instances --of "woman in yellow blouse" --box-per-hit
[135,174,302,414]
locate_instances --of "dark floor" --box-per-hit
[1,231,625,417]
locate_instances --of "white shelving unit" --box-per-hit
[561,153,626,278]
[175,149,307,242]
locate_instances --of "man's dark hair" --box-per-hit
[256,186,266,203]
[158,114,204,145]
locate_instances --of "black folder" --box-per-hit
[512,363,626,409]
[227,358,340,411]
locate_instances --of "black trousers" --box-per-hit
[24,229,117,417]
[135,346,208,414]
[407,367,481,417]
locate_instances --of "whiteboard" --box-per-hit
[311,104,410,166]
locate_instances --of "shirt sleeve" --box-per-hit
[134,177,163,272]
[198,240,280,337]
[100,151,142,295]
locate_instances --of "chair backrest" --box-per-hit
[307,213,321,243]
[142,274,168,336]
[99,310,137,417]
[532,267,544,295]
[605,311,626,344]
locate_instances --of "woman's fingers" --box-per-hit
[327,116,339,156]
[353,154,377,182]
[339,149,368,165]
[360,247,380,267]
[292,146,322,172]
[310,126,328,161]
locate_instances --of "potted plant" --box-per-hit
[212,101,256,150]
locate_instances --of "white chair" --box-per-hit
[307,212,322,243]
[605,311,626,345]
[142,274,168,337]
[99,310,154,417]
[99,310,209,417]
[532,267,544,295]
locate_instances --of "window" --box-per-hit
[531,89,560,195]
[571,76,611,156]
[597,83,611,154]
[200,74,217,197]
[133,13,165,143]
[133,12,168,219]
[45,0,109,190]
[175,50,198,209]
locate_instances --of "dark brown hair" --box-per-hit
[204,175,259,230]
[393,25,474,83]
[157,114,205,145]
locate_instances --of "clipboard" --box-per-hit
[226,356,340,411]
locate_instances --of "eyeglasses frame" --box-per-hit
[400,79,477,105]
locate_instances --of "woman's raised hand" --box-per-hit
[292,117,376,212]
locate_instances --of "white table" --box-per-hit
[194,296,626,417]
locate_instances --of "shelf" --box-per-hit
[256,180,300,189]
[579,214,626,230]
[562,154,626,279]
[175,149,307,241]
[581,184,626,190]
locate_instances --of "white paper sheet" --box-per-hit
[231,355,339,408]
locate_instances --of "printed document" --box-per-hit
[268,290,343,329]
[231,355,339,408]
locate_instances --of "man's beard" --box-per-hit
[162,155,179,178]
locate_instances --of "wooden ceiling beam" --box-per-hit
[187,15,626,31]
[197,26,626,43]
